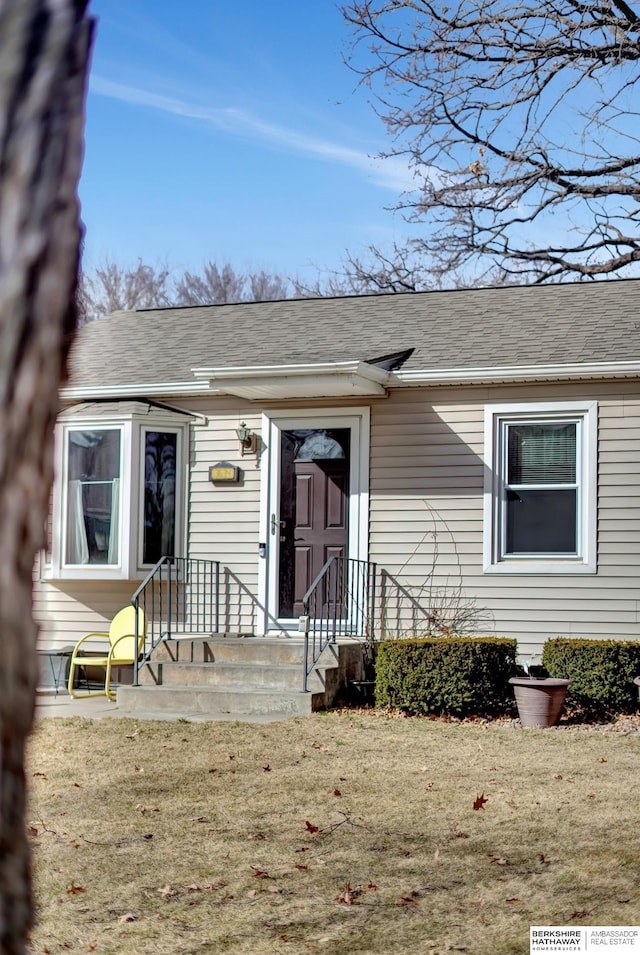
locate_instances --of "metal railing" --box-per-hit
[131,556,222,684]
[301,556,377,692]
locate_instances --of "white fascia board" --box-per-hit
[60,380,215,401]
[395,360,640,387]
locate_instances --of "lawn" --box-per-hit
[27,712,640,955]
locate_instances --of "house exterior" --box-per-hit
[34,279,640,674]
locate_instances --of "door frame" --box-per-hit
[258,407,370,634]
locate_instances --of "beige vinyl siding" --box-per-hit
[185,398,262,633]
[368,380,640,657]
[34,380,640,658]
[32,573,135,650]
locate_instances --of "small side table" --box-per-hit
[37,647,74,696]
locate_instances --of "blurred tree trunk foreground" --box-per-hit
[0,3,93,953]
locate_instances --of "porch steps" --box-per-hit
[116,636,363,719]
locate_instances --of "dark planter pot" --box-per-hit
[509,677,571,728]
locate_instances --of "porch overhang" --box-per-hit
[190,360,391,400]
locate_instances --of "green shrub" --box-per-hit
[375,636,517,717]
[543,638,640,718]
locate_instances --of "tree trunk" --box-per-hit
[0,3,94,953]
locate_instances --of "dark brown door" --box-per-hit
[278,429,349,618]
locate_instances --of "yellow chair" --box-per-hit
[67,606,146,701]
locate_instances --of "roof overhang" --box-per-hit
[59,358,640,403]
[190,360,391,399]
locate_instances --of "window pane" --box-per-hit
[143,432,177,564]
[505,488,577,554]
[508,423,576,485]
[66,430,121,564]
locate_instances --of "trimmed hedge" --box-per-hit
[375,636,517,717]
[542,638,640,717]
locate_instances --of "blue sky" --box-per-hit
[81,1,416,284]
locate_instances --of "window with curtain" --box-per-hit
[66,429,121,565]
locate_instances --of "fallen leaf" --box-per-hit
[248,832,266,841]
[473,793,488,811]
[158,884,176,898]
[337,882,354,905]
[305,821,319,834]
[208,768,217,774]
[28,826,38,837]
[333,789,341,797]
[505,897,521,903]
[87,940,97,951]
[118,913,137,923]
[598,757,607,763]
[251,867,270,879]
[394,896,416,906]
[267,886,283,894]
[66,882,84,895]
[488,854,508,865]
[33,772,47,779]
[367,881,377,891]
[295,864,308,871]
[191,816,207,823]
[186,884,200,892]
[434,848,440,865]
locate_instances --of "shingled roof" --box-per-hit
[66,279,640,396]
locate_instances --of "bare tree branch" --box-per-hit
[343,0,640,281]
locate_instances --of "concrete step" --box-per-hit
[116,684,324,717]
[139,660,336,695]
[115,636,365,719]
[151,636,307,667]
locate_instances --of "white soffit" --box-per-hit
[190,361,390,399]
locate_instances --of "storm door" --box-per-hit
[278,429,350,618]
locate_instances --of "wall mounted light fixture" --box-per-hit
[236,422,258,456]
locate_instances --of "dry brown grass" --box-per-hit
[26,711,640,955]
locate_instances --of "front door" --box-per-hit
[278,428,350,617]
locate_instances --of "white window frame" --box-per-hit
[136,425,185,570]
[47,409,188,580]
[483,401,597,574]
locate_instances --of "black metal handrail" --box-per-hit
[301,556,377,692]
[131,556,221,685]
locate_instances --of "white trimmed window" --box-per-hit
[483,401,597,574]
[47,403,189,580]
